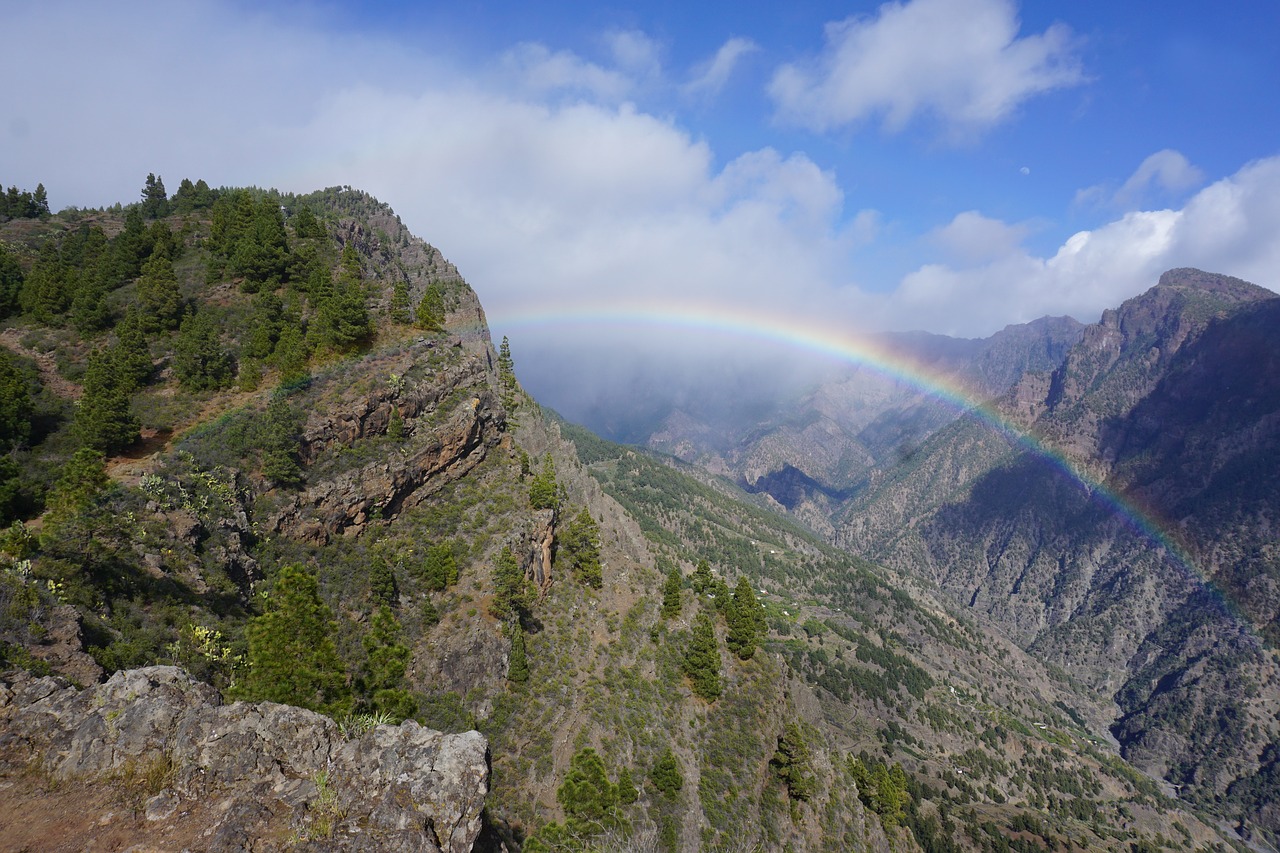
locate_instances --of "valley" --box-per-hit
[0,181,1275,852]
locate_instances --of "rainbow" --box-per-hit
[490,300,1253,635]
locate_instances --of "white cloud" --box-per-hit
[769,0,1085,135]
[499,43,634,100]
[684,37,759,98]
[606,30,663,80]
[931,211,1030,264]
[1076,149,1206,210]
[880,156,1280,335]
[1116,149,1205,204]
[2,1,1278,416]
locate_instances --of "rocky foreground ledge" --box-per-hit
[0,666,489,852]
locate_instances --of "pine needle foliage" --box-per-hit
[237,564,352,718]
[558,507,602,588]
[660,564,682,620]
[682,610,723,701]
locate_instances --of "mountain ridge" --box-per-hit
[0,183,1264,851]
[835,269,1280,844]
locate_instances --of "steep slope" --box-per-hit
[648,316,1083,535]
[0,183,1239,851]
[839,269,1280,845]
[2,184,899,851]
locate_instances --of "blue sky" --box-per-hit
[4,0,1279,411]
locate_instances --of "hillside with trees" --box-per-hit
[0,178,1254,851]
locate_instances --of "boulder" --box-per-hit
[0,666,488,851]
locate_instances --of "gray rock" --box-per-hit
[0,666,489,851]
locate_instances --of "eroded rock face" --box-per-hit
[269,342,506,544]
[0,666,488,852]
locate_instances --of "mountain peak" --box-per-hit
[1154,267,1273,301]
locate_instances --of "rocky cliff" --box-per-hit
[0,666,489,851]
[836,270,1280,844]
[269,338,505,544]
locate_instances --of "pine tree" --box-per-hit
[110,208,151,280]
[311,244,371,353]
[171,178,198,214]
[134,255,183,331]
[557,747,621,833]
[111,310,154,389]
[771,723,816,802]
[682,610,723,701]
[69,269,110,333]
[369,556,398,606]
[497,335,518,409]
[389,281,411,323]
[312,276,371,353]
[20,240,72,323]
[237,564,351,717]
[66,227,112,333]
[230,197,289,288]
[419,542,458,591]
[270,323,311,386]
[727,576,766,660]
[73,348,139,454]
[650,748,683,798]
[0,243,24,318]
[616,767,639,805]
[290,204,325,240]
[0,351,33,450]
[40,448,110,545]
[363,605,409,691]
[32,183,50,218]
[146,219,180,261]
[141,173,168,219]
[491,545,528,621]
[260,393,303,487]
[710,576,732,615]
[173,310,234,391]
[527,748,632,851]
[507,622,529,683]
[414,282,444,330]
[661,564,682,619]
[243,291,284,360]
[558,507,602,588]
[690,559,713,595]
[362,605,414,720]
[528,453,558,510]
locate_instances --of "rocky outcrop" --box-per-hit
[0,666,489,852]
[25,604,104,686]
[520,507,557,595]
[269,341,506,543]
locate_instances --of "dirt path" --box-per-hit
[0,328,81,399]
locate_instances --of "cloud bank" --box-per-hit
[3,1,1278,422]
